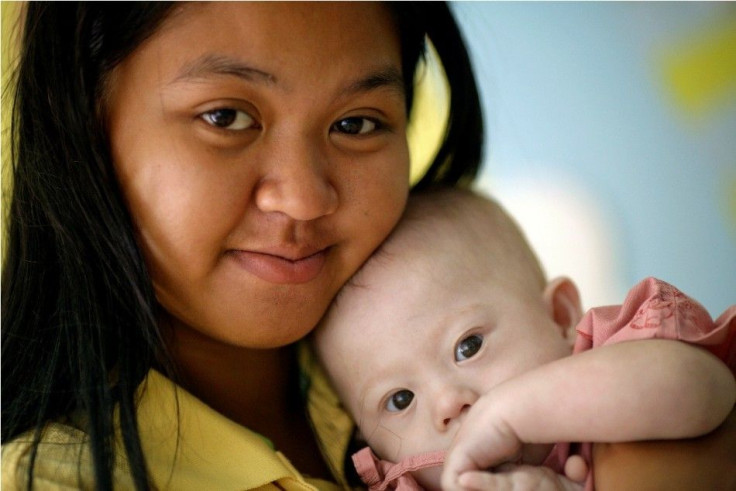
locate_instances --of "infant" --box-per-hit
[313,188,735,490]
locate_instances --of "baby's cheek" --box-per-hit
[367,424,406,461]
[413,466,442,491]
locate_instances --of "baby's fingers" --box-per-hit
[441,439,521,490]
[448,465,585,491]
[441,452,480,490]
[457,470,513,490]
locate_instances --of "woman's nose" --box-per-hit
[254,137,338,221]
[432,385,478,432]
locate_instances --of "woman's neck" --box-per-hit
[164,319,332,479]
[171,326,295,426]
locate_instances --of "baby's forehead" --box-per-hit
[320,191,514,338]
[357,214,485,281]
[338,237,448,307]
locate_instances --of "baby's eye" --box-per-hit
[455,334,483,361]
[385,389,414,412]
[331,117,379,135]
[200,108,256,130]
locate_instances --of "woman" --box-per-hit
[2,3,481,489]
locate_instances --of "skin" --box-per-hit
[593,405,736,490]
[314,191,736,489]
[106,2,409,476]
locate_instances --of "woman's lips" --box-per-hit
[229,249,328,284]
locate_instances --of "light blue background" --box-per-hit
[452,2,736,314]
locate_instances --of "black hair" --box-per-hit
[2,4,178,489]
[1,2,483,490]
[394,3,485,189]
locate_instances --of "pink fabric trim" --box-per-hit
[352,447,445,490]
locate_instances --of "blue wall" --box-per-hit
[453,2,736,314]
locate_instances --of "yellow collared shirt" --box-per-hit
[2,344,356,490]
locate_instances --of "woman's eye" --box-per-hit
[385,389,414,412]
[200,108,255,130]
[332,117,379,135]
[455,334,483,361]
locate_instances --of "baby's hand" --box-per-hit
[442,394,525,488]
[442,463,585,491]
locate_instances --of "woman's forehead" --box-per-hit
[148,3,402,74]
[107,1,406,121]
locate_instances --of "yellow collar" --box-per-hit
[130,342,353,490]
[132,370,310,489]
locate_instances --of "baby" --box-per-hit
[313,188,735,490]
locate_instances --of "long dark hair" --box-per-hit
[1,2,483,490]
[399,3,484,189]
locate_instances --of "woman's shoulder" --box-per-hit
[1,421,134,490]
[3,422,87,489]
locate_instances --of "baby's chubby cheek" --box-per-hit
[366,420,453,463]
[414,466,443,491]
[365,425,407,461]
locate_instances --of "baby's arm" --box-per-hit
[442,339,735,488]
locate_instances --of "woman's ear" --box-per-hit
[542,276,584,341]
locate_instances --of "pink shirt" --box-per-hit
[353,277,736,490]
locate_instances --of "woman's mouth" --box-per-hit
[228,248,329,284]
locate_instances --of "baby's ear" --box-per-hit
[542,276,583,341]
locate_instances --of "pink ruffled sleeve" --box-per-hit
[574,277,736,373]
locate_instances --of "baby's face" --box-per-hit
[315,244,572,489]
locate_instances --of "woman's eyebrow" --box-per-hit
[340,66,405,98]
[170,54,277,85]
[169,54,404,98]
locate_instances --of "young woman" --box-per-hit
[2,3,481,490]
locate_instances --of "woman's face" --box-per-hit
[107,2,410,348]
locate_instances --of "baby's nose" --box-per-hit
[432,386,476,432]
